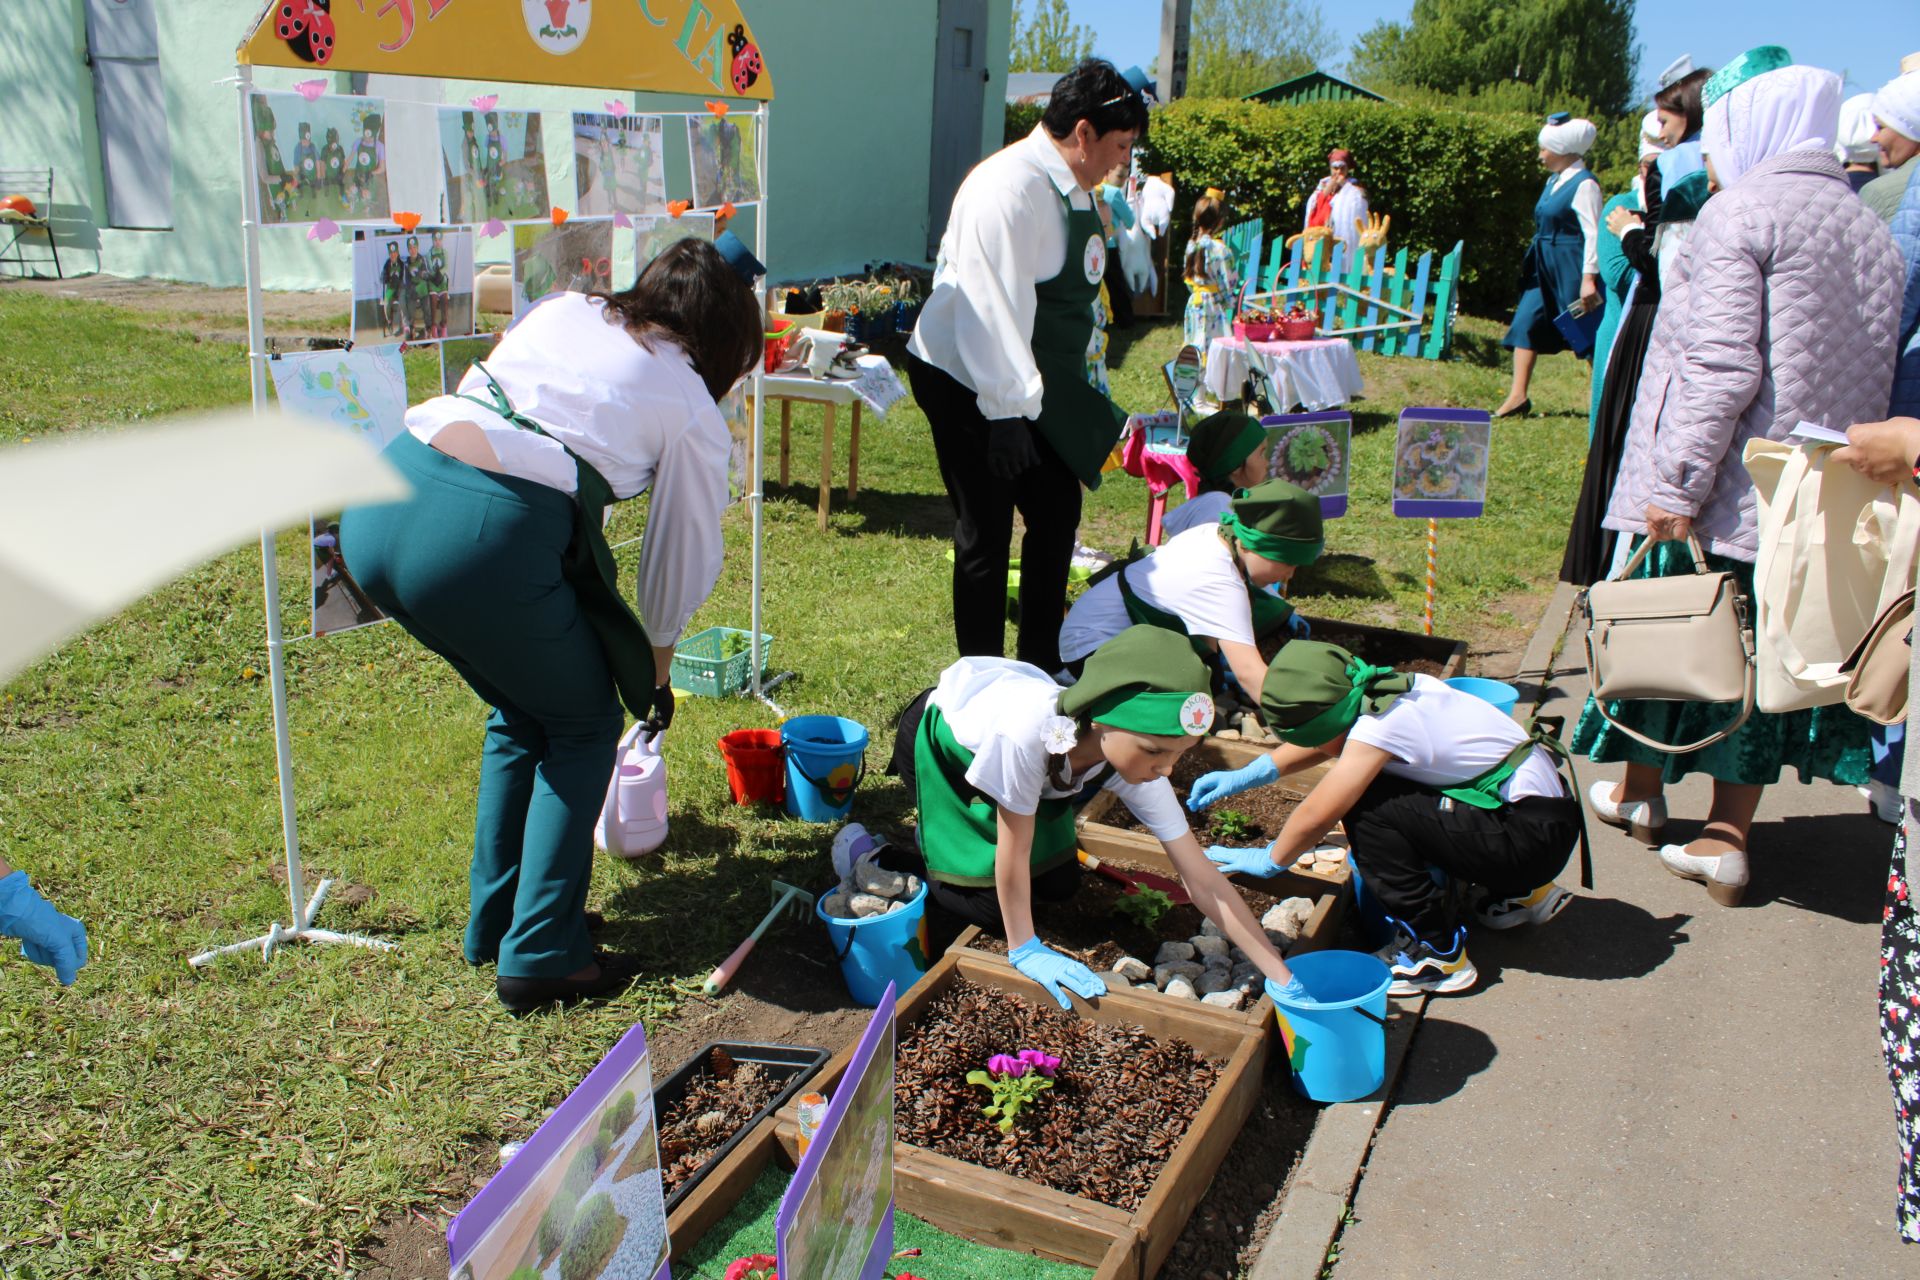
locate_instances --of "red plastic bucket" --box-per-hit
[719,729,785,805]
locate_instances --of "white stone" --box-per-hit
[1190,935,1231,958]
[903,874,923,898]
[852,856,907,899]
[1154,940,1196,964]
[1136,980,1162,990]
[1259,904,1291,933]
[1196,969,1233,995]
[821,890,853,919]
[849,893,893,918]
[1201,990,1246,1011]
[1214,728,1242,741]
[1154,960,1205,987]
[1110,955,1152,983]
[1164,976,1199,1000]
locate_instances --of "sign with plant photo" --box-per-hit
[1262,411,1351,517]
[776,987,896,1280]
[446,1023,670,1280]
[1391,408,1492,519]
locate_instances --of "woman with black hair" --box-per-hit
[340,235,764,1012]
[909,57,1149,675]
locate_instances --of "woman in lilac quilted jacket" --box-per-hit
[1577,48,1905,906]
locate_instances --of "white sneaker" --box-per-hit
[1474,882,1573,930]
[1657,844,1747,907]
[1587,779,1666,844]
[1866,779,1903,826]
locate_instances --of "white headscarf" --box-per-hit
[1873,70,1920,144]
[1701,64,1841,188]
[1838,92,1882,164]
[1638,110,1666,160]
[1538,117,1597,157]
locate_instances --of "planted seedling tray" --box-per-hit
[771,951,1270,1280]
[655,1041,828,1213]
[1261,615,1466,679]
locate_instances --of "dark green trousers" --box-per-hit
[341,433,621,979]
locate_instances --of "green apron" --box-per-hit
[458,365,658,721]
[913,702,1090,888]
[1086,536,1296,656]
[1436,719,1593,889]
[1031,191,1129,489]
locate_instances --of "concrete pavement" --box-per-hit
[1329,661,1913,1279]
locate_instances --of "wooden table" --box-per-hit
[755,373,866,532]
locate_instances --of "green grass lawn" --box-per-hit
[0,289,1591,1278]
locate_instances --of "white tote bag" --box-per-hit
[1745,437,1920,712]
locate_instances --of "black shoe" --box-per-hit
[496,953,633,1014]
[1492,397,1531,419]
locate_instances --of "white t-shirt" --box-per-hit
[1157,489,1232,541]
[405,292,732,644]
[1348,675,1565,802]
[1058,524,1253,664]
[927,657,1190,843]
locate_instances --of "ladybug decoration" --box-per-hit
[727,24,762,93]
[275,0,335,66]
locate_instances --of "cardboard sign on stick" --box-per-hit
[1391,408,1492,519]
[1264,411,1351,518]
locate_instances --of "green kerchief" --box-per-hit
[1186,410,1268,483]
[1703,46,1792,109]
[1059,625,1215,737]
[1219,479,1324,566]
[1259,641,1413,746]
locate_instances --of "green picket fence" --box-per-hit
[1246,236,1466,360]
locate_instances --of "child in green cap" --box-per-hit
[1186,641,1588,995]
[1160,409,1271,539]
[889,625,1307,1010]
[1060,478,1322,696]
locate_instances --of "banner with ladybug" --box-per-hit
[241,0,774,101]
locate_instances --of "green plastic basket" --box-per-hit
[671,627,773,698]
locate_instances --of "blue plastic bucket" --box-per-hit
[781,716,869,821]
[1271,950,1392,1103]
[819,881,930,1006]
[1348,862,1449,949]
[1445,676,1520,717]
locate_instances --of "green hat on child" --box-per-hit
[1186,410,1268,483]
[1219,479,1324,566]
[1059,625,1215,738]
[1259,641,1412,746]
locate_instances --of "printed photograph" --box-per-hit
[633,212,714,271]
[351,226,477,343]
[687,113,761,209]
[572,113,666,217]
[1392,413,1492,517]
[783,1018,894,1280]
[440,108,551,223]
[249,91,388,225]
[511,219,615,320]
[1267,412,1351,517]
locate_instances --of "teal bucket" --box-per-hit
[1272,950,1392,1103]
[1445,676,1519,717]
[781,716,869,822]
[819,881,930,1006]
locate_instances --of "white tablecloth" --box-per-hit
[1204,336,1364,411]
[761,357,907,418]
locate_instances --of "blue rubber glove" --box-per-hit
[1265,975,1310,1003]
[0,871,88,985]
[1008,936,1108,1011]
[1204,843,1283,878]
[1286,610,1312,639]
[1187,754,1280,811]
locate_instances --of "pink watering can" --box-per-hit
[595,722,668,858]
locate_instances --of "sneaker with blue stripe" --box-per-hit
[1473,882,1572,931]
[1374,923,1477,995]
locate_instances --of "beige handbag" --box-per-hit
[1840,589,1914,725]
[1578,534,1756,753]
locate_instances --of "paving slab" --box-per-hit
[1331,661,1914,1279]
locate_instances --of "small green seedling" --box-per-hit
[1112,886,1174,930]
[719,631,751,659]
[1213,809,1255,841]
[967,1050,1059,1132]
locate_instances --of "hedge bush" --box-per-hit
[560,1143,599,1202]
[606,1090,637,1137]
[559,1193,624,1280]
[1004,99,1044,147]
[537,1199,573,1260]
[1142,97,1555,313]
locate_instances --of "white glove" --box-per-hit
[1118,220,1152,295]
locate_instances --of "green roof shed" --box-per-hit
[1245,70,1387,106]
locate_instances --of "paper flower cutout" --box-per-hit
[604,100,628,118]
[470,94,498,111]
[480,218,506,239]
[550,207,569,226]
[705,101,729,116]
[306,217,339,243]
[393,211,422,232]
[293,79,327,102]
[1041,716,1078,755]
[667,200,691,218]
[613,211,632,229]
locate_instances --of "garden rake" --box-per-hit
[701,879,815,996]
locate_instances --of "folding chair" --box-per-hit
[0,168,63,280]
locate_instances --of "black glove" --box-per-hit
[985,417,1042,480]
[645,683,675,734]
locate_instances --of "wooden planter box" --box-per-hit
[768,949,1270,1280]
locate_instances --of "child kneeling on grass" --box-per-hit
[888,625,1308,1009]
[1187,642,1591,995]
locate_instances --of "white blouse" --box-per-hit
[406,292,731,644]
[1548,162,1604,276]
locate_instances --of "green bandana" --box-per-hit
[1059,625,1215,737]
[1219,479,1324,566]
[1187,410,1268,483]
[1259,641,1413,747]
[1703,46,1792,109]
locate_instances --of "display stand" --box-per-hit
[199,3,776,968]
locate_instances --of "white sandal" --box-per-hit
[1587,779,1666,845]
[1658,844,1747,907]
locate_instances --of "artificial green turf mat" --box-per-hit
[674,1165,1095,1279]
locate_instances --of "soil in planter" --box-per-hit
[969,858,1290,971]
[1095,752,1301,844]
[1261,620,1449,677]
[658,1048,784,1198]
[895,977,1221,1212]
